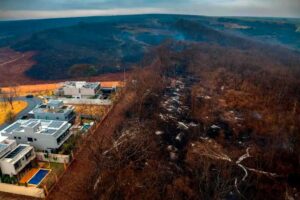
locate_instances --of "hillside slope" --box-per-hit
[0,15,299,80]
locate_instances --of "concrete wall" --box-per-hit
[0,183,45,198]
[60,98,112,105]
[0,161,16,176]
[63,87,96,98]
[63,87,80,97]
[36,152,70,164]
[34,112,67,121]
[80,88,96,96]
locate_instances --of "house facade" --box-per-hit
[0,144,36,176]
[0,119,71,152]
[56,81,101,99]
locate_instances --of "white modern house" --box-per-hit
[0,136,17,158]
[0,119,72,152]
[0,144,36,176]
[56,81,101,99]
[29,100,75,123]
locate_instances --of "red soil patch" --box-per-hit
[0,48,38,86]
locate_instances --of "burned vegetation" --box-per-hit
[70,41,300,200]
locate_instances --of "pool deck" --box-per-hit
[19,168,39,184]
[19,167,51,187]
[27,169,50,186]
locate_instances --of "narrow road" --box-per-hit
[0,54,25,66]
[0,97,42,130]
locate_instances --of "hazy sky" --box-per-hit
[0,0,299,20]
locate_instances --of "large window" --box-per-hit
[25,150,32,160]
[27,137,33,142]
[56,130,70,145]
[14,161,21,170]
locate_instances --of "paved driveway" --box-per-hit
[0,97,42,130]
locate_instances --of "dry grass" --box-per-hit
[1,81,123,96]
[1,83,61,96]
[0,101,28,124]
[74,105,110,118]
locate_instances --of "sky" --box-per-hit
[0,0,299,20]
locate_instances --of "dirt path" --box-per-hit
[47,90,136,200]
[0,54,25,66]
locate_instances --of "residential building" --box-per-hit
[56,81,101,99]
[0,144,36,176]
[0,119,71,152]
[29,100,75,123]
[0,136,17,158]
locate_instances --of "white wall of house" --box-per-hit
[61,82,100,98]
[5,129,71,151]
[0,145,35,176]
[1,120,72,151]
[34,112,70,121]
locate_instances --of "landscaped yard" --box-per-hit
[0,101,28,125]
[38,162,66,190]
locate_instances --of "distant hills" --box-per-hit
[0,14,299,80]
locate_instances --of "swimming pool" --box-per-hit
[27,169,50,185]
[81,123,92,132]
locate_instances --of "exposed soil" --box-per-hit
[0,48,37,86]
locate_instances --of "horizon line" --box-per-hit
[1,12,300,22]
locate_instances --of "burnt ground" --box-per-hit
[0,48,129,87]
[47,90,136,200]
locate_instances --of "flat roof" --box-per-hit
[1,144,33,164]
[0,143,7,152]
[32,101,73,114]
[62,81,100,89]
[1,119,71,137]
[0,136,15,155]
[5,145,26,159]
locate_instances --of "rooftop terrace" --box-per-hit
[62,81,100,89]
[0,119,71,136]
[31,100,74,114]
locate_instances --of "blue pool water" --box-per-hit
[82,124,91,132]
[28,169,50,185]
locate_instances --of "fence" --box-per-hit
[0,182,45,198]
[36,152,71,164]
[46,88,126,198]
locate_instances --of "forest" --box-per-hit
[49,39,300,199]
[0,14,299,80]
